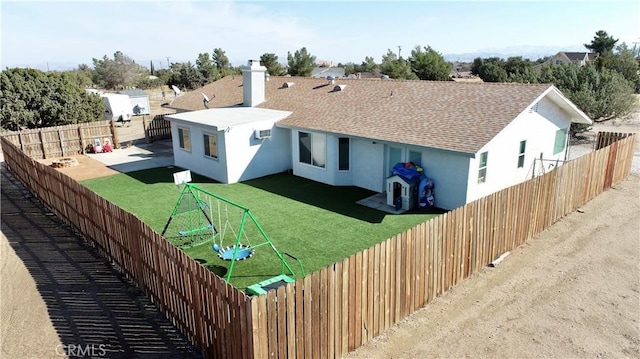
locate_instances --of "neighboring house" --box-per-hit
[311,67,346,79]
[540,51,598,67]
[167,60,591,210]
[118,89,151,115]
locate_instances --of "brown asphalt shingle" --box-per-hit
[169,76,553,154]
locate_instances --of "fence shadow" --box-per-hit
[1,168,202,359]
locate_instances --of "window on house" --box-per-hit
[553,128,568,154]
[298,131,325,168]
[408,150,422,166]
[478,151,488,184]
[203,133,218,159]
[338,137,350,171]
[517,140,526,168]
[178,127,191,151]
[555,59,562,65]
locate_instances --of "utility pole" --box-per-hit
[398,46,402,58]
[166,56,171,69]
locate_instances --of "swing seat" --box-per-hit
[217,244,254,261]
[246,274,295,296]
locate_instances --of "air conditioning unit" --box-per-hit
[254,129,272,139]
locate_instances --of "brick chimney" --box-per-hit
[242,60,267,107]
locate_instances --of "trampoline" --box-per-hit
[215,244,254,261]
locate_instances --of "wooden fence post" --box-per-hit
[143,116,149,143]
[58,129,65,157]
[110,120,119,149]
[18,132,24,151]
[38,130,47,159]
[77,126,85,153]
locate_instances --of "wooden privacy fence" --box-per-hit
[144,114,172,143]
[1,121,118,159]
[250,133,637,358]
[595,131,631,150]
[0,137,254,359]
[0,133,635,358]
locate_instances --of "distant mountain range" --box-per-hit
[443,44,587,63]
[6,45,592,72]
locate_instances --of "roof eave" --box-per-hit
[545,86,593,125]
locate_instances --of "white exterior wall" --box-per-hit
[172,119,290,184]
[290,127,470,209]
[418,147,470,210]
[291,130,385,192]
[351,139,384,192]
[171,121,229,183]
[226,121,291,183]
[291,129,333,185]
[385,144,470,210]
[466,96,573,203]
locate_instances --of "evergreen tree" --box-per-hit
[0,68,104,131]
[409,45,452,81]
[260,53,287,76]
[287,47,316,77]
[379,49,417,80]
[584,30,618,56]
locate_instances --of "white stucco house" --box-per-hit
[167,60,592,210]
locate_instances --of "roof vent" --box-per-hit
[333,84,346,92]
[283,82,294,88]
[530,102,539,113]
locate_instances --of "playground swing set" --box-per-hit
[161,170,305,295]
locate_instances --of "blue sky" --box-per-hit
[1,1,638,71]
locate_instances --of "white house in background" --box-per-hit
[117,89,151,115]
[167,60,592,210]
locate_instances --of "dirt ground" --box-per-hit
[36,155,121,181]
[346,174,640,359]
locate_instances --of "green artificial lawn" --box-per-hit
[81,167,443,289]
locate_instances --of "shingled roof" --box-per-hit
[169,77,556,154]
[562,52,597,62]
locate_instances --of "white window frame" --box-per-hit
[203,132,219,160]
[517,140,526,168]
[478,151,488,184]
[177,127,191,152]
[298,131,326,169]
